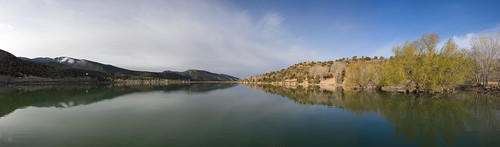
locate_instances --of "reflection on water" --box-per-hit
[0,83,237,118]
[0,83,498,147]
[246,84,500,146]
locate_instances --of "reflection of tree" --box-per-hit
[376,93,500,146]
[0,83,237,118]
[381,94,468,146]
[246,84,500,146]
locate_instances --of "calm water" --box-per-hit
[0,84,498,147]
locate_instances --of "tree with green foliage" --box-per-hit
[314,75,320,84]
[323,74,333,79]
[344,61,379,90]
[297,77,304,83]
[307,75,313,83]
[387,33,472,92]
[379,59,405,87]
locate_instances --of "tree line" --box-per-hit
[345,33,500,92]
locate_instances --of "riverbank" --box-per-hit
[0,75,100,85]
[0,76,238,87]
[240,81,500,94]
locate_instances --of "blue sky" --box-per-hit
[233,0,500,59]
[0,0,499,78]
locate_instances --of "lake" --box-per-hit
[0,83,498,147]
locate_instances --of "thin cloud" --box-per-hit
[0,0,314,78]
[452,33,474,49]
[452,25,500,49]
[369,40,403,58]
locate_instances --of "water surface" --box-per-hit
[0,84,498,147]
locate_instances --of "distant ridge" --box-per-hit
[0,49,85,78]
[176,69,239,81]
[11,50,238,81]
[19,56,132,78]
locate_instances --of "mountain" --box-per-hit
[0,49,86,78]
[16,52,239,81]
[19,56,190,80]
[176,70,239,81]
[20,56,130,77]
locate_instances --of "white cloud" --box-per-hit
[371,25,500,57]
[452,25,500,49]
[0,24,13,29]
[260,12,284,28]
[259,12,286,38]
[369,40,403,58]
[0,0,314,78]
[44,0,54,6]
[452,33,474,49]
[483,24,500,33]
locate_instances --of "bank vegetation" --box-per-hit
[242,33,500,93]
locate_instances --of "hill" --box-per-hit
[54,57,130,74]
[0,50,87,78]
[241,57,384,87]
[21,56,194,80]
[15,51,239,81]
[20,56,131,77]
[176,70,239,81]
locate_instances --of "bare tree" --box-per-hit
[470,33,500,87]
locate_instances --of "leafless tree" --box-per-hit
[470,33,500,87]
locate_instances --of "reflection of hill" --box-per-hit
[247,84,346,107]
[246,84,500,146]
[156,83,238,94]
[0,83,237,118]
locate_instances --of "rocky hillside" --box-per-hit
[242,57,384,86]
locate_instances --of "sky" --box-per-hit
[0,0,499,78]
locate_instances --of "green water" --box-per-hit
[0,84,498,147]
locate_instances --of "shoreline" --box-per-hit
[0,79,238,87]
[239,82,500,94]
[3,80,498,94]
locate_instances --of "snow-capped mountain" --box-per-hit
[1,50,83,78]
[20,56,131,77]
[17,54,239,81]
[55,57,78,64]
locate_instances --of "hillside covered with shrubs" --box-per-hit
[243,33,499,92]
[242,55,384,87]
